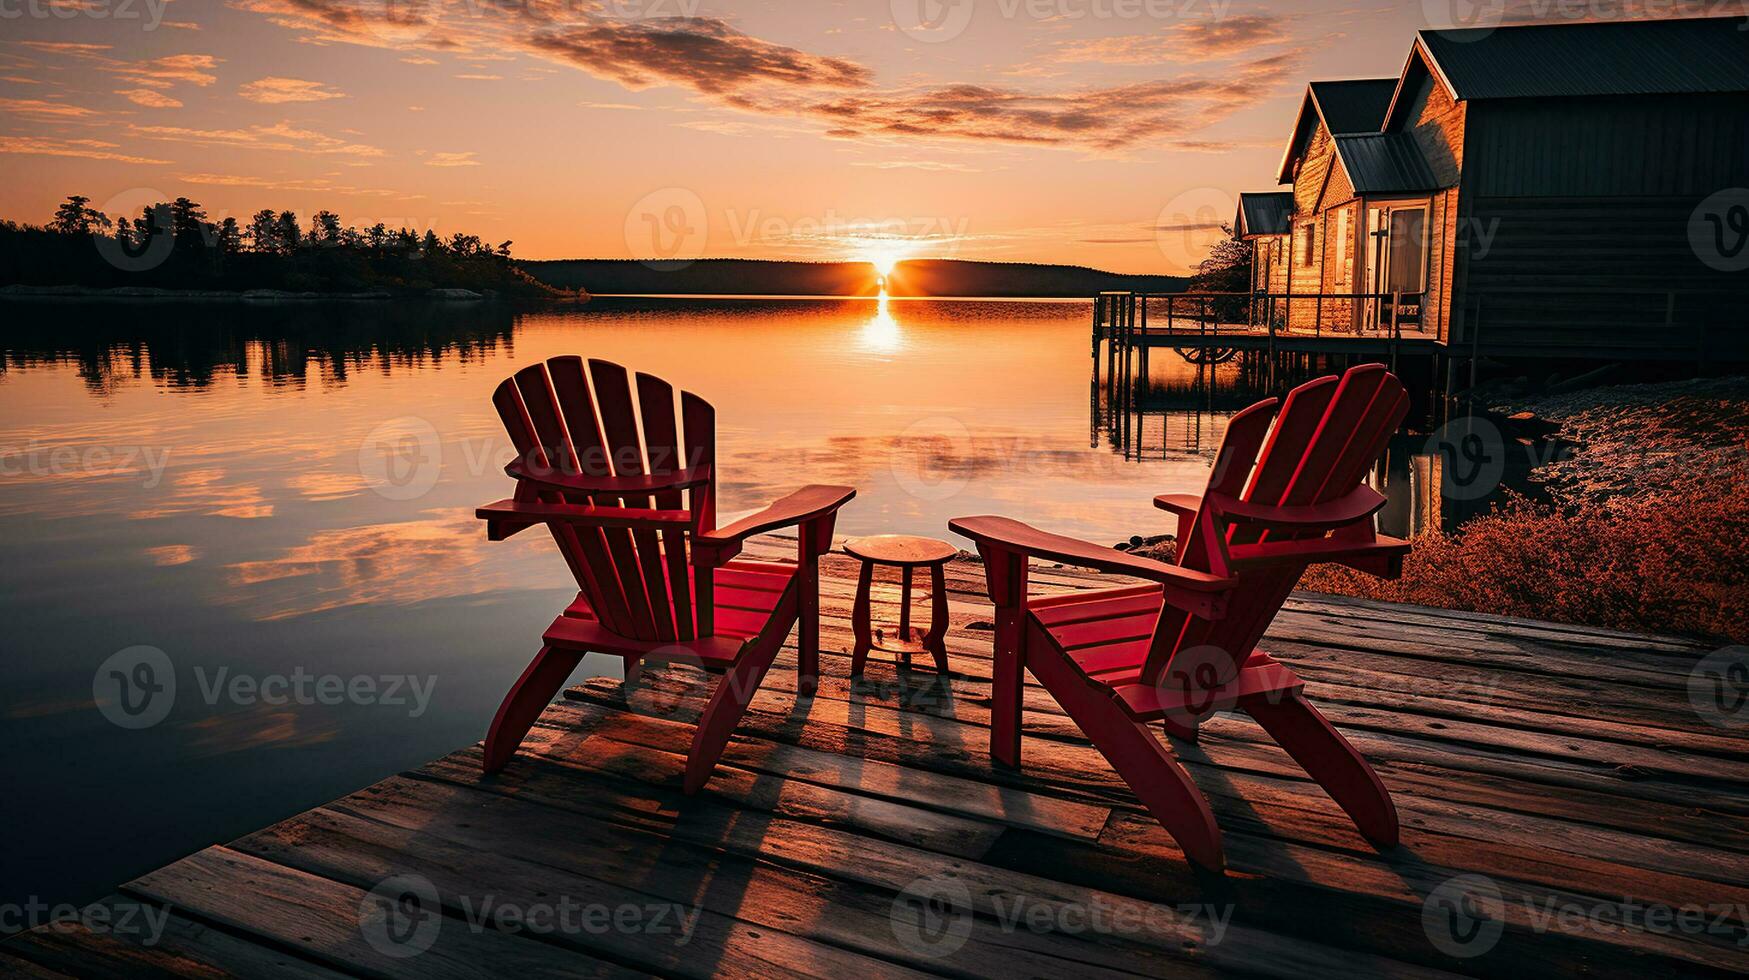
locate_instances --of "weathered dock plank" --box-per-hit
[6,538,1744,978]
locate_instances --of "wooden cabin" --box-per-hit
[1241,15,1749,359]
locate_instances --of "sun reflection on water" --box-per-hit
[858,290,903,353]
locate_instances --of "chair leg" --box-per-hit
[1029,640,1224,870]
[990,604,1025,768]
[850,561,874,678]
[684,586,797,794]
[797,556,820,696]
[923,563,950,675]
[483,645,584,774]
[1245,690,1399,849]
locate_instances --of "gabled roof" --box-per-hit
[1387,15,1749,126]
[1331,133,1441,195]
[1309,79,1399,133]
[1276,77,1397,184]
[1235,192,1294,238]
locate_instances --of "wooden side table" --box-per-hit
[844,535,958,676]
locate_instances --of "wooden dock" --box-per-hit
[6,536,1747,978]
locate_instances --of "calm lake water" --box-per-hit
[0,296,1463,914]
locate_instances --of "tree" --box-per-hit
[275,211,302,252]
[217,217,243,255]
[311,210,343,246]
[168,197,208,249]
[497,240,513,259]
[49,195,110,236]
[1189,224,1253,323]
[247,210,280,253]
[420,229,444,256]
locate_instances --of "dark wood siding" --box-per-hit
[1457,94,1749,359]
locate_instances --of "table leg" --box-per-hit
[924,563,949,674]
[851,561,874,677]
[899,565,914,670]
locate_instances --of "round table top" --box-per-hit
[844,534,958,567]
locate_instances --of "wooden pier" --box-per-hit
[5,536,1746,978]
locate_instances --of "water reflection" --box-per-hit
[0,299,515,393]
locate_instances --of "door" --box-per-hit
[1365,203,1428,333]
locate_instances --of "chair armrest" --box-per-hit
[1206,485,1387,531]
[505,459,712,497]
[694,485,856,565]
[1153,493,1202,519]
[1229,534,1410,578]
[477,499,692,541]
[950,516,1235,619]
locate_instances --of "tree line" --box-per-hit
[3,194,559,297]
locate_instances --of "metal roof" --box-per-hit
[1419,15,1749,99]
[1235,192,1294,238]
[1275,77,1397,184]
[1308,79,1398,134]
[1331,133,1442,194]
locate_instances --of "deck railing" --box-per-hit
[1094,290,1428,346]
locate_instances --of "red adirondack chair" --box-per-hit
[476,357,854,792]
[950,363,1411,870]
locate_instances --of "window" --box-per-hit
[1335,207,1353,286]
[1298,223,1317,266]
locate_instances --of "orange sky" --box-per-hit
[0,0,1655,273]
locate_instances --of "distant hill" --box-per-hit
[519,258,1187,298]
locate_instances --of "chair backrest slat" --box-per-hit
[637,371,696,641]
[681,391,717,637]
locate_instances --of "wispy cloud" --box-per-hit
[425,151,480,167]
[0,135,170,164]
[0,97,99,118]
[238,76,346,103]
[116,88,183,108]
[130,120,384,158]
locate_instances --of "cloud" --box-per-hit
[0,97,98,118]
[802,51,1304,152]
[117,88,184,108]
[112,53,221,87]
[523,18,872,95]
[130,120,384,158]
[454,73,502,80]
[238,76,347,103]
[0,136,171,164]
[425,151,480,167]
[1046,15,1291,65]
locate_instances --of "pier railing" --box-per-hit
[1093,290,1427,346]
